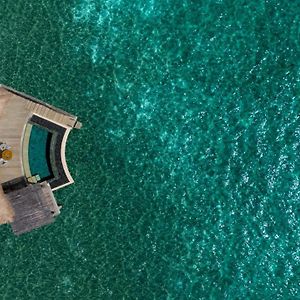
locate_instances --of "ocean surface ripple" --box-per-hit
[0,0,300,299]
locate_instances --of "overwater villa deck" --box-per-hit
[0,84,81,235]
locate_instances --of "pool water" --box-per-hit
[28,125,53,181]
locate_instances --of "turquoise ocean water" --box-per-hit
[0,0,300,299]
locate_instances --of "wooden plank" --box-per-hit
[0,93,30,184]
[8,183,58,235]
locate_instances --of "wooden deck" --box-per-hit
[0,88,29,184]
[0,85,79,187]
[8,182,60,235]
[0,185,14,225]
[25,101,77,128]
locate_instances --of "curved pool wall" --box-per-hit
[21,114,75,190]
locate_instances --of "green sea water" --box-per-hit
[0,0,300,299]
